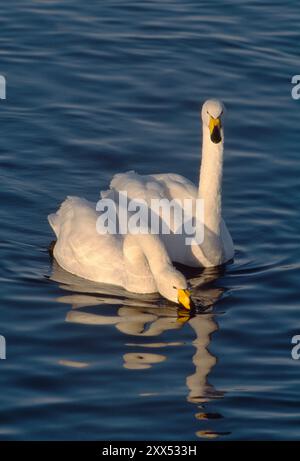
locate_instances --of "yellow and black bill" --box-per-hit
[178,288,194,311]
[209,116,222,144]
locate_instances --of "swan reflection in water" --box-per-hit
[50,260,228,438]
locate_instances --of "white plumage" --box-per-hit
[48,99,234,305]
[48,196,190,306]
[106,100,234,267]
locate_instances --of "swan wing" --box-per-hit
[48,196,125,286]
[150,173,198,201]
[110,171,197,203]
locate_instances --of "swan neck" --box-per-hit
[198,125,224,235]
[192,124,225,266]
[124,233,171,279]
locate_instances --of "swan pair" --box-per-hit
[48,100,234,309]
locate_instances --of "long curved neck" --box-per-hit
[196,124,224,265]
[137,233,172,273]
[198,125,224,236]
[123,233,171,291]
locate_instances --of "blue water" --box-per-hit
[1,0,300,440]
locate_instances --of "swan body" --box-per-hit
[105,100,234,267]
[106,171,233,267]
[48,196,191,307]
[48,99,233,306]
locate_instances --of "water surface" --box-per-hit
[1,0,300,440]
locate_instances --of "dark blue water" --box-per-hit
[1,0,300,440]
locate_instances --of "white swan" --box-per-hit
[106,99,234,267]
[48,197,192,309]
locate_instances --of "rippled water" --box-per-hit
[1,0,300,440]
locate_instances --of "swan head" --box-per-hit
[201,99,225,144]
[156,267,193,310]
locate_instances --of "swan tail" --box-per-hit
[48,196,84,238]
[48,213,60,237]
